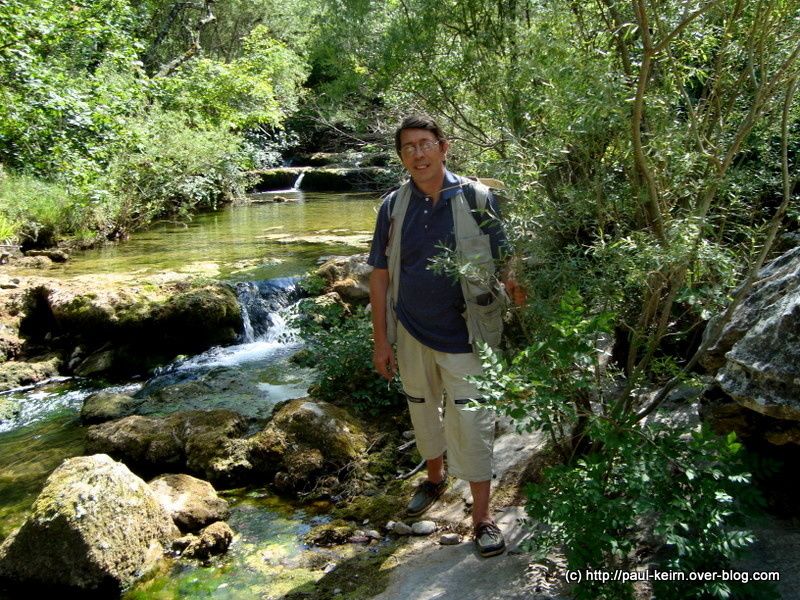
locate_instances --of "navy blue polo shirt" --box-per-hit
[367,170,507,353]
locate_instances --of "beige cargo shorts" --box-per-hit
[396,322,495,482]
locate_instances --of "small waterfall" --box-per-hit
[292,172,305,190]
[235,277,302,342]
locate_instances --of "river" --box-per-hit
[0,190,383,598]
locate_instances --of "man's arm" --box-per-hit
[369,267,397,380]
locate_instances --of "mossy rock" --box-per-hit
[303,519,355,547]
[268,399,367,464]
[86,410,251,484]
[332,480,410,525]
[18,281,242,378]
[0,354,61,392]
[80,390,142,424]
[0,454,179,594]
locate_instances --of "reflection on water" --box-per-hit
[50,192,383,282]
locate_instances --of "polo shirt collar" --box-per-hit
[408,169,464,202]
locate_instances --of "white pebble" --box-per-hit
[393,521,413,535]
[411,520,436,535]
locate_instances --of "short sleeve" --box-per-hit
[367,194,392,269]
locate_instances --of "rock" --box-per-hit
[305,521,354,547]
[316,255,372,303]
[0,454,178,593]
[180,521,234,561]
[250,167,394,193]
[700,386,800,446]
[15,256,52,269]
[25,249,69,263]
[347,534,371,544]
[0,354,61,392]
[365,529,381,540]
[392,522,412,535]
[18,282,242,378]
[411,521,436,535]
[86,410,251,484]
[74,348,116,377]
[439,533,462,545]
[80,390,141,424]
[0,396,19,423]
[402,430,415,440]
[248,398,367,493]
[700,246,800,445]
[148,474,230,533]
[306,292,351,326]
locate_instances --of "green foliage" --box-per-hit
[297,273,328,296]
[153,26,308,129]
[0,0,312,245]
[474,289,612,453]
[96,111,251,235]
[526,425,771,600]
[0,173,91,246]
[294,296,402,415]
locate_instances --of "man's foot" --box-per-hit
[474,521,505,557]
[406,476,448,517]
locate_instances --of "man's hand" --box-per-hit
[503,276,527,307]
[373,339,397,381]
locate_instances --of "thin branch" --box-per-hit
[635,75,798,422]
[652,0,722,54]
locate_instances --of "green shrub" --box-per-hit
[98,110,251,235]
[0,172,91,246]
[525,425,772,600]
[294,296,402,415]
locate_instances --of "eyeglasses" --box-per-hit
[400,139,440,157]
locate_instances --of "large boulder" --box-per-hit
[248,398,368,493]
[148,474,230,533]
[701,246,800,445]
[85,410,251,484]
[0,454,179,594]
[18,280,242,378]
[316,254,372,303]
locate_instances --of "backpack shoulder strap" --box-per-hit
[459,178,490,228]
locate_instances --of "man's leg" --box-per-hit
[436,351,505,557]
[426,455,446,484]
[395,323,448,516]
[469,479,491,525]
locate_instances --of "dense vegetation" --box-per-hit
[3,0,799,597]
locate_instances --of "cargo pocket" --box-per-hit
[465,295,503,349]
[458,233,495,300]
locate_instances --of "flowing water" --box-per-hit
[0,191,383,598]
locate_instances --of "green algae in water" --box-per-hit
[125,491,331,599]
[0,413,86,539]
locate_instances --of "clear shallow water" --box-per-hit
[51,191,382,282]
[0,192,383,597]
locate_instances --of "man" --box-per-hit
[367,114,521,557]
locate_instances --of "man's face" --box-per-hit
[399,128,449,187]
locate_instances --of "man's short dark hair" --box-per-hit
[394,114,447,156]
